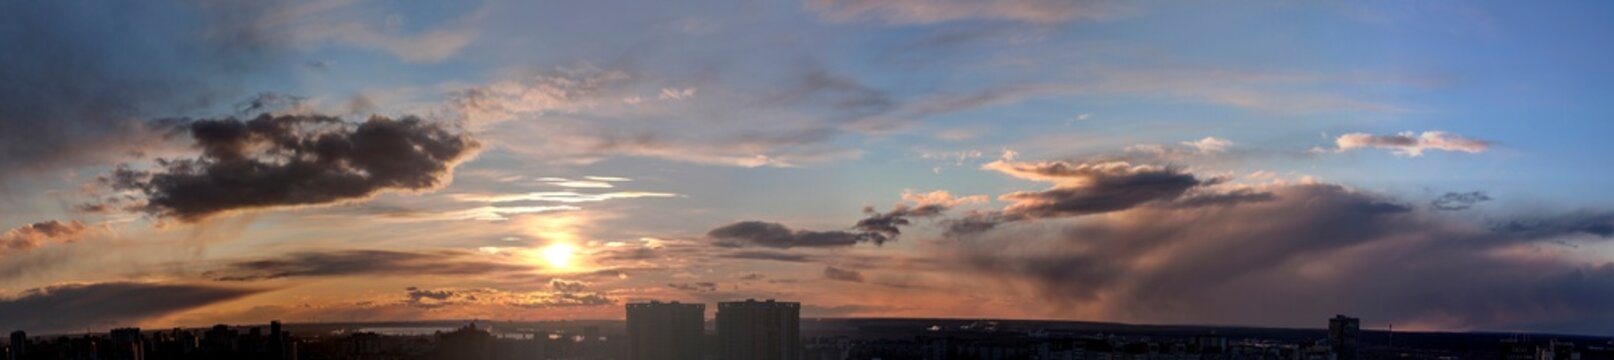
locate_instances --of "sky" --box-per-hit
[4,0,1614,335]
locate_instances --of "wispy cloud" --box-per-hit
[453,191,680,204]
[1324,131,1492,156]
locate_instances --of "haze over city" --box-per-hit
[6,0,1614,343]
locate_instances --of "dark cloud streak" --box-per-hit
[1432,191,1492,211]
[0,282,262,334]
[206,249,524,281]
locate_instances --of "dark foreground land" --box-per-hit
[5,318,1610,359]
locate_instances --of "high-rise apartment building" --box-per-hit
[627,301,706,360]
[716,299,800,360]
[1329,315,1360,360]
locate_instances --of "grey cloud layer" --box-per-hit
[0,282,261,334]
[957,182,1614,333]
[110,114,478,222]
[0,1,261,176]
[708,221,872,248]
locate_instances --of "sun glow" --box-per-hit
[539,242,579,270]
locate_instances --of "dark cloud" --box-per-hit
[1431,191,1492,211]
[508,292,615,308]
[405,286,456,307]
[989,160,1206,218]
[722,250,815,263]
[0,282,262,334]
[852,204,951,245]
[667,282,718,292]
[714,200,965,248]
[1493,212,1614,238]
[1171,188,1278,208]
[943,211,1021,238]
[398,286,614,309]
[206,249,526,281]
[550,279,589,292]
[943,159,1223,237]
[708,221,873,248]
[110,114,478,221]
[823,266,865,283]
[1,220,90,256]
[957,183,1614,334]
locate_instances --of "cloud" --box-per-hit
[108,114,478,222]
[549,279,589,292]
[712,191,970,248]
[901,190,988,208]
[397,285,614,309]
[667,282,718,292]
[808,0,1116,24]
[708,221,874,248]
[450,65,861,168]
[857,191,1000,239]
[1181,137,1235,154]
[1,220,90,257]
[954,182,1614,333]
[205,249,529,281]
[242,0,487,63]
[508,291,614,308]
[721,250,815,263]
[984,159,1208,218]
[1432,191,1493,211]
[941,154,1264,236]
[1328,131,1492,156]
[404,286,456,307]
[823,266,865,282]
[0,282,262,334]
[454,191,680,204]
[538,177,618,188]
[451,65,631,128]
[1492,211,1614,238]
[375,205,580,222]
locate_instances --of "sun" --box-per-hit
[539,242,578,270]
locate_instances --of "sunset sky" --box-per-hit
[6,0,1614,335]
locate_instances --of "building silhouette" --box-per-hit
[1329,314,1360,360]
[8,331,25,360]
[626,301,705,360]
[716,299,799,360]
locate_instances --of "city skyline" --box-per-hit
[6,0,1614,338]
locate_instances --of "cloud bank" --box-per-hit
[952,170,1614,333]
[0,282,261,334]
